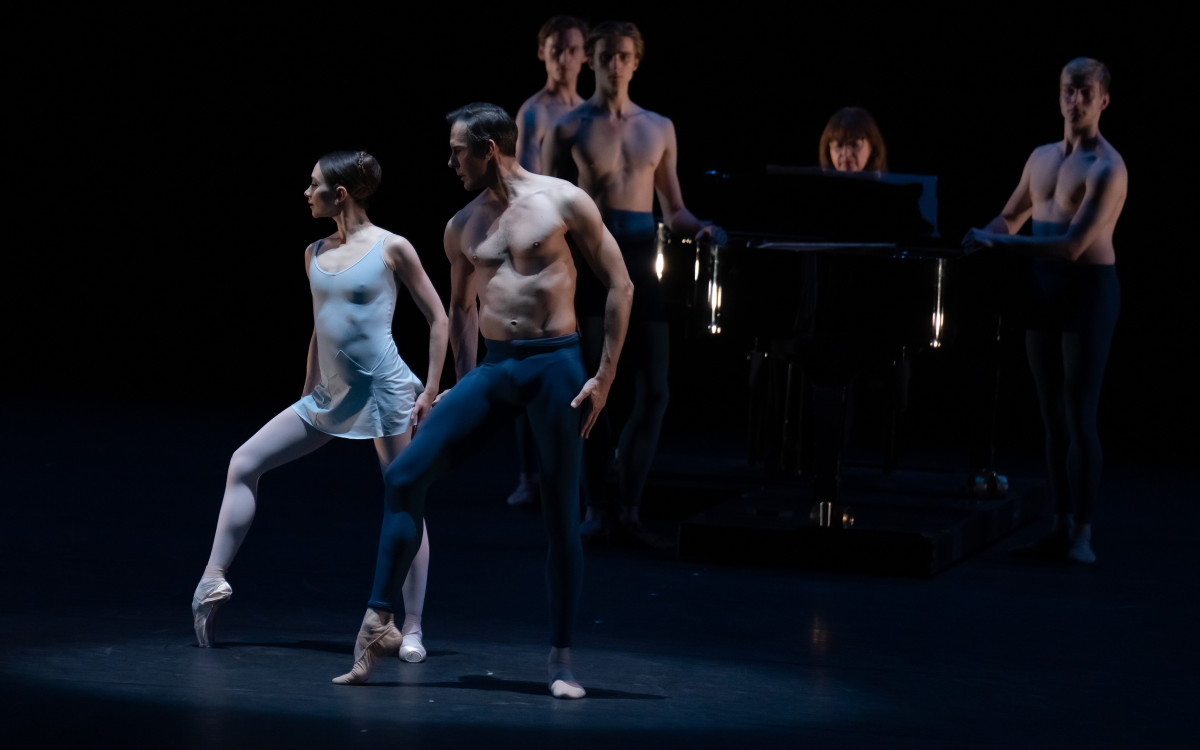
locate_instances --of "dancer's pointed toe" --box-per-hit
[192,578,233,648]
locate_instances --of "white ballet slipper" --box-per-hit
[399,629,426,663]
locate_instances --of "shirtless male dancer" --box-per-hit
[516,15,588,174]
[333,102,633,699]
[963,57,1127,564]
[544,20,724,544]
[505,14,590,508]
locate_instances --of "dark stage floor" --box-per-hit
[1,397,1195,749]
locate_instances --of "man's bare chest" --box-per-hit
[573,117,664,171]
[1031,153,1093,213]
[466,206,566,271]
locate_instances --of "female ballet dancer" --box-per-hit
[191,150,448,664]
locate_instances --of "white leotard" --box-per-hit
[292,234,422,438]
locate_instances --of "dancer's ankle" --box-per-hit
[548,646,586,699]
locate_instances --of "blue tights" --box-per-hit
[367,334,586,647]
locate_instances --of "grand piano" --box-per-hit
[664,166,1007,500]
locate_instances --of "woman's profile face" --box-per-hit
[305,164,338,218]
[829,138,872,172]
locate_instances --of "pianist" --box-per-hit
[818,106,888,173]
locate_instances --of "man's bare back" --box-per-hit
[446,173,583,341]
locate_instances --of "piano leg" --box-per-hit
[884,347,912,475]
[746,339,805,475]
[965,315,1009,498]
[809,382,849,503]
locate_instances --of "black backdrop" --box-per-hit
[9,4,1193,465]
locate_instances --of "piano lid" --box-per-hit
[699,166,940,244]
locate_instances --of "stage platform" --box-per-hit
[677,465,1045,576]
[3,398,1195,748]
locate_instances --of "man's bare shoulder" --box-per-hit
[525,171,588,203]
[1028,141,1064,162]
[448,193,491,230]
[554,102,591,131]
[1095,136,1127,175]
[517,91,548,121]
[640,106,669,124]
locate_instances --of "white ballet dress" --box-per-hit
[292,234,423,438]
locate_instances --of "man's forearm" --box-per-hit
[664,207,707,239]
[449,307,479,380]
[984,232,1077,261]
[596,281,634,383]
[984,215,1013,235]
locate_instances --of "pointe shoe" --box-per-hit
[399,630,426,663]
[332,609,403,685]
[192,578,232,647]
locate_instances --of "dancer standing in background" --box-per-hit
[544,20,725,546]
[505,14,591,508]
[963,58,1126,564]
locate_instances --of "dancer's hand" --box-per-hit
[410,390,438,430]
[571,377,611,438]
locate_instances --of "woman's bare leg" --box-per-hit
[194,408,332,645]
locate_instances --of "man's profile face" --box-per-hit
[589,36,639,88]
[540,28,585,84]
[1059,72,1108,128]
[448,121,488,191]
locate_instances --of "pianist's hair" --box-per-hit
[818,107,888,173]
[317,150,382,209]
[446,102,518,158]
[1061,57,1110,94]
[585,20,644,60]
[538,15,590,48]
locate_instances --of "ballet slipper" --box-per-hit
[352,610,401,662]
[548,647,586,699]
[332,609,402,685]
[399,629,426,663]
[192,577,232,648]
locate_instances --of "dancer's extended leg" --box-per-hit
[194,409,332,646]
